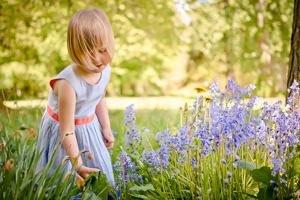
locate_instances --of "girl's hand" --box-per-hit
[102,128,115,149]
[77,165,100,179]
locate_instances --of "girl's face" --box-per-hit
[90,47,110,72]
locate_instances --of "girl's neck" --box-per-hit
[72,64,102,85]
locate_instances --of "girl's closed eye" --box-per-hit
[98,48,107,53]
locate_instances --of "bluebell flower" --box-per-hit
[138,175,142,179]
[131,174,138,181]
[233,163,237,169]
[210,79,220,95]
[142,150,146,162]
[224,179,228,184]
[280,178,287,185]
[287,80,299,94]
[125,174,130,185]
[247,84,256,91]
[142,127,149,133]
[225,80,236,94]
[271,158,282,176]
[112,130,118,136]
[124,104,141,147]
[114,79,300,195]
[178,157,183,164]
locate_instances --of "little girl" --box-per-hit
[36,8,115,186]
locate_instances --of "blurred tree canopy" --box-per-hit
[184,0,293,96]
[0,0,294,102]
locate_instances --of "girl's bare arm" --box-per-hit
[95,94,114,149]
[55,80,99,178]
[55,80,82,168]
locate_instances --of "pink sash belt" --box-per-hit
[47,105,95,125]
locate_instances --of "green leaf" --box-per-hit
[295,157,300,174]
[250,166,272,185]
[82,190,101,200]
[238,159,257,171]
[257,185,274,200]
[85,172,113,199]
[85,172,97,185]
[129,184,155,192]
[243,192,259,199]
[129,193,150,199]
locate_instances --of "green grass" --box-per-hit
[0,106,182,199]
[2,96,298,200]
[110,108,180,159]
[0,106,181,162]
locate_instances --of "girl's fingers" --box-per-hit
[79,166,100,179]
[85,167,100,173]
[107,141,114,149]
[104,138,109,145]
[91,168,100,173]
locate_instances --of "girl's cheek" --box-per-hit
[103,53,110,64]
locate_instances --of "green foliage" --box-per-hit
[0,0,181,98]
[129,184,155,192]
[0,107,180,199]
[0,94,300,199]
[111,84,300,200]
[257,185,274,200]
[0,122,78,199]
[184,0,293,97]
[245,166,275,200]
[0,0,294,99]
[250,167,273,185]
[0,62,51,98]
[238,159,257,171]
[82,172,115,200]
[127,184,155,200]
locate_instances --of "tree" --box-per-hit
[0,0,181,105]
[287,0,300,106]
[182,0,293,97]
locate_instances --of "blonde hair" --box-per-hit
[67,8,115,71]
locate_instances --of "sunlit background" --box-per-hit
[0,2,299,199]
[0,0,293,104]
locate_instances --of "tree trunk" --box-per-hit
[287,0,300,106]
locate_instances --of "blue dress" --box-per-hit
[36,63,115,186]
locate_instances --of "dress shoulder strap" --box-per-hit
[49,64,80,95]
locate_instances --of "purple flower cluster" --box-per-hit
[113,105,145,189]
[113,146,142,188]
[124,104,140,149]
[143,127,191,173]
[113,80,299,197]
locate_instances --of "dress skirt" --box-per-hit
[36,110,115,186]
